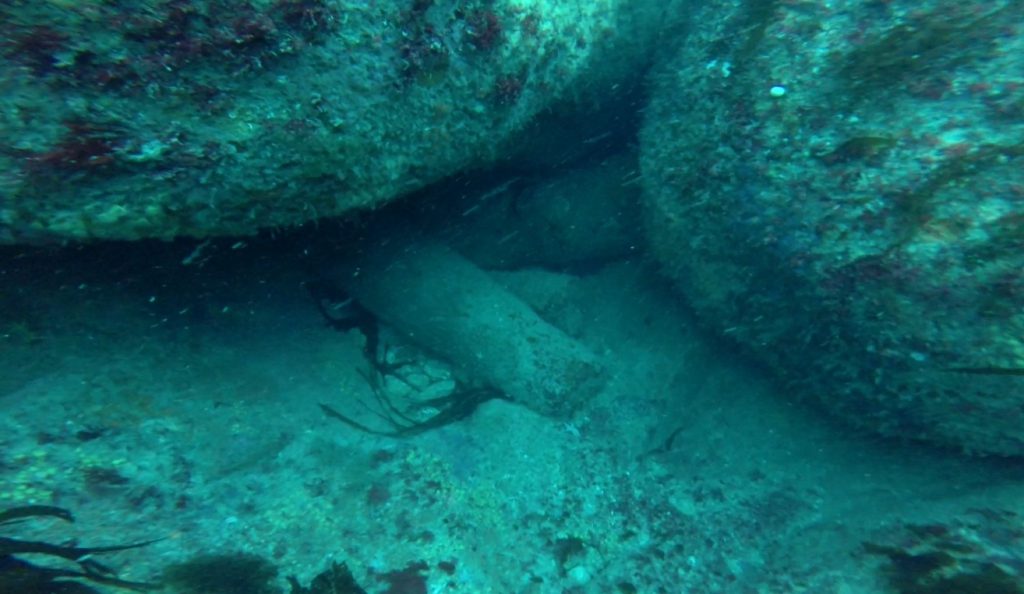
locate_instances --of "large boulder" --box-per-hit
[0,0,669,243]
[640,0,1024,455]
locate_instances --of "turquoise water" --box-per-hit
[2,1,1024,593]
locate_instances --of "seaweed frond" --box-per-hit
[288,561,367,594]
[310,282,504,437]
[863,516,1024,594]
[0,505,159,593]
[837,4,1011,103]
[162,554,278,594]
[320,365,502,437]
[319,333,504,436]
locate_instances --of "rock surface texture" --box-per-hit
[0,0,666,243]
[640,0,1024,455]
[343,240,607,417]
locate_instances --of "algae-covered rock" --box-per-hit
[341,240,607,418]
[0,0,670,243]
[445,151,642,270]
[640,0,1024,454]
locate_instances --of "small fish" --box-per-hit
[476,176,522,203]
